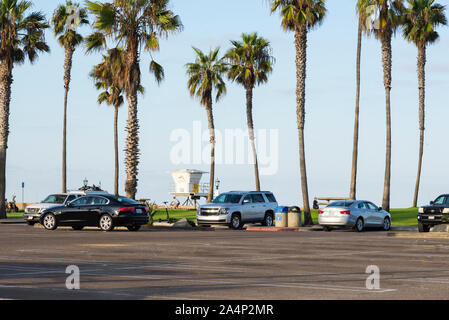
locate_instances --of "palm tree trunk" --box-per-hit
[350,18,363,200]
[246,87,261,191]
[413,44,426,208]
[114,104,119,196]
[206,98,215,203]
[381,33,393,212]
[62,46,73,193]
[295,26,312,225]
[0,60,13,220]
[125,92,139,200]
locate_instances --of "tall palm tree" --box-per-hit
[52,1,89,193]
[91,49,125,196]
[86,0,182,199]
[225,32,274,192]
[401,0,447,207]
[91,48,145,196]
[350,3,371,200]
[358,0,403,212]
[0,0,49,219]
[270,0,326,225]
[186,48,227,203]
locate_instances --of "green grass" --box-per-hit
[152,209,197,223]
[6,211,24,219]
[390,208,418,227]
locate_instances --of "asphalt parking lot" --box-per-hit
[1,224,449,300]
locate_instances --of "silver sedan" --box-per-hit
[318,200,391,232]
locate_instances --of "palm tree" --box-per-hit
[91,48,145,196]
[52,1,89,193]
[270,0,326,225]
[358,0,403,212]
[0,0,49,219]
[86,0,182,199]
[186,48,227,203]
[91,49,125,196]
[350,3,371,200]
[401,0,447,207]
[225,33,274,192]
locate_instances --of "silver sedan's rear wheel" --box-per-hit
[354,218,364,232]
[43,213,57,231]
[383,217,391,231]
[99,214,114,232]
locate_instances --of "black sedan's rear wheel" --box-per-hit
[418,221,430,233]
[99,214,114,232]
[43,213,58,231]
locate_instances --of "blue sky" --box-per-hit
[6,0,449,208]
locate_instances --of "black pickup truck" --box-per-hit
[418,194,449,232]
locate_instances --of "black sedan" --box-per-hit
[39,194,149,232]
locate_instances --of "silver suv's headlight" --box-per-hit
[219,208,229,215]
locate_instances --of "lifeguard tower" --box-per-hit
[170,169,210,207]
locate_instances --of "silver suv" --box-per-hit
[197,191,278,229]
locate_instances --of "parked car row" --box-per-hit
[24,189,447,233]
[197,191,391,232]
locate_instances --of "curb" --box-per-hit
[387,232,449,239]
[142,225,215,232]
[246,226,322,232]
[0,219,26,225]
[31,224,215,232]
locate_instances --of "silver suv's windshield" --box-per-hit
[213,194,243,204]
[42,195,67,204]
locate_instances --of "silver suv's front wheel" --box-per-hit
[230,214,242,230]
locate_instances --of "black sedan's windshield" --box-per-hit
[42,195,67,204]
[213,194,243,204]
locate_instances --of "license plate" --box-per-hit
[28,216,33,220]
[136,209,143,214]
[429,216,435,220]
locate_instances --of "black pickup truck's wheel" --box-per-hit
[418,221,430,233]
